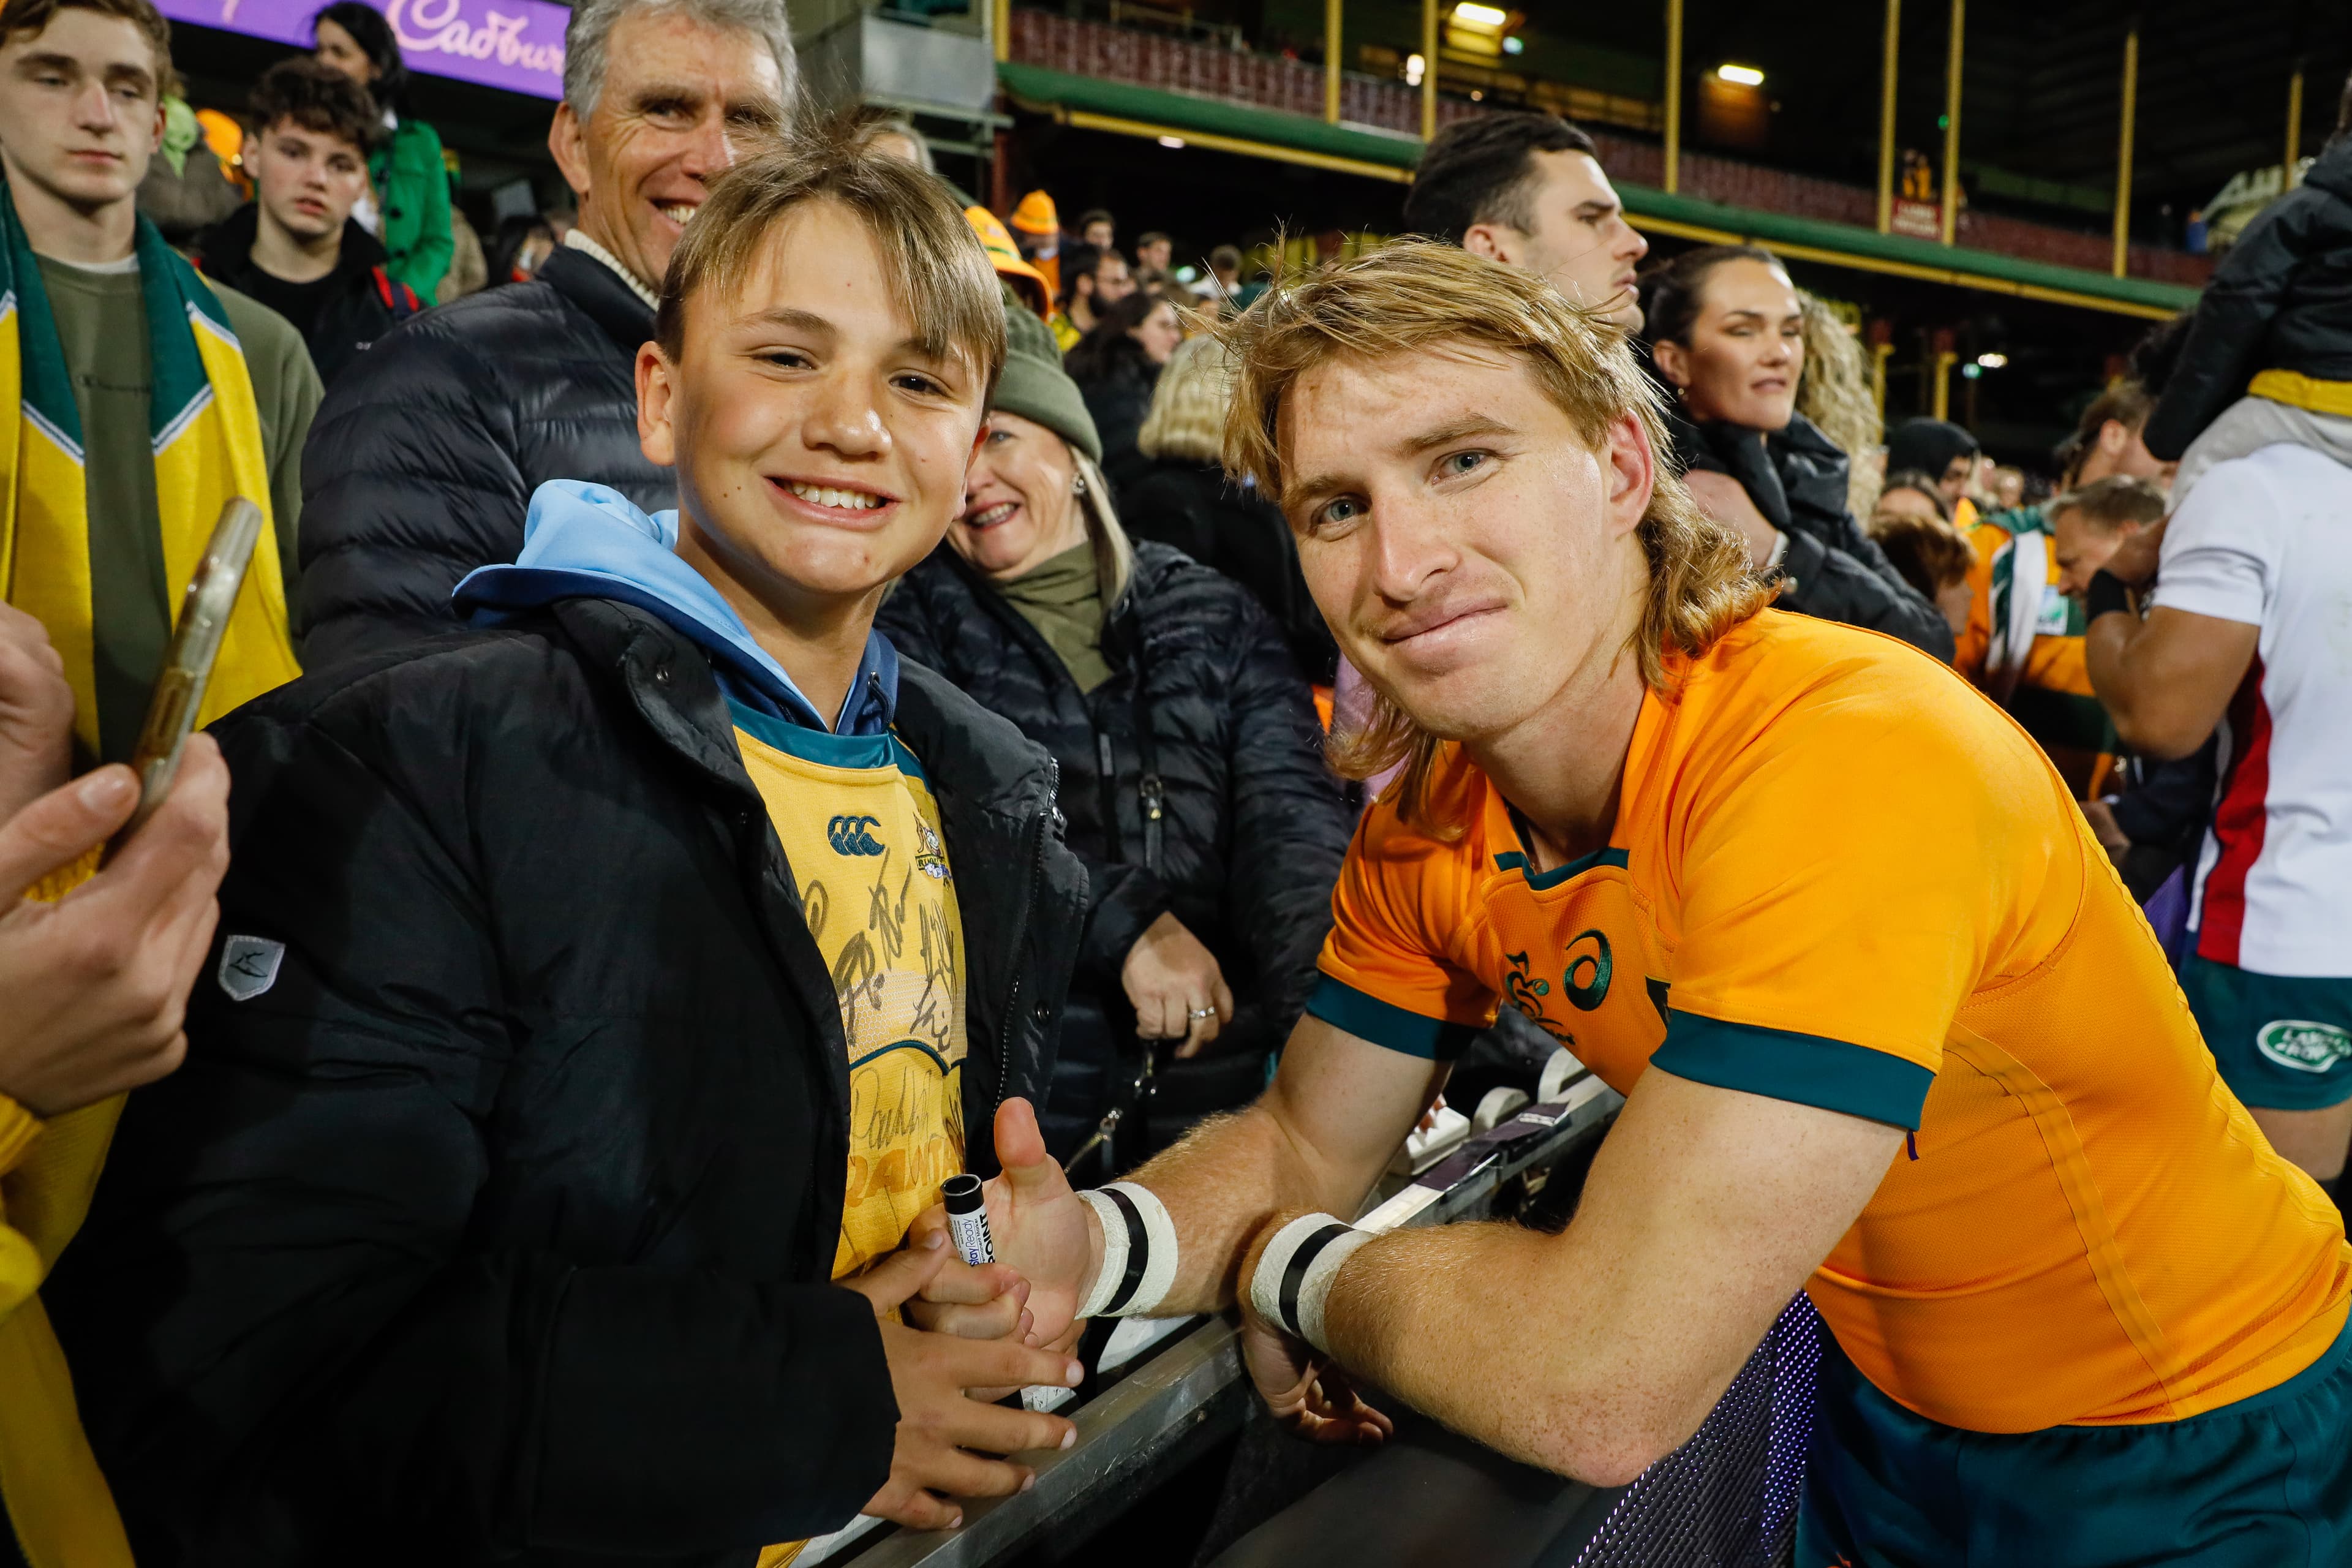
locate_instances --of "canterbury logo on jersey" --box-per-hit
[827,815,885,856]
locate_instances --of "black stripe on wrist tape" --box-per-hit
[1102,1185,1153,1315]
[1276,1221,1356,1340]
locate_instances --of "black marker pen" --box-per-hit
[943,1173,995,1265]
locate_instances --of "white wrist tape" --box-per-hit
[1248,1212,1376,1356]
[1075,1182,1180,1319]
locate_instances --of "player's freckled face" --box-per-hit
[1279,347,1651,744]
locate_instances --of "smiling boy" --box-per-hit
[48,136,1092,1566]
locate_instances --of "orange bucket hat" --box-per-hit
[965,206,1052,317]
[1008,189,1060,236]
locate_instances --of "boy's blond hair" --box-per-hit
[1220,239,1769,828]
[655,123,1006,398]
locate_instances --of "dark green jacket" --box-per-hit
[369,116,451,300]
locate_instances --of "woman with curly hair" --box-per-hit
[1795,292,1885,521]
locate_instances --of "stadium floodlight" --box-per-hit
[1453,2,1509,26]
[1717,63,1765,86]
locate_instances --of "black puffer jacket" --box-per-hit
[1120,455,1340,685]
[1072,348,1159,494]
[195,206,419,388]
[2146,135,2352,461]
[47,598,1087,1567]
[876,541,1351,1170]
[1672,412,1956,660]
[296,245,668,666]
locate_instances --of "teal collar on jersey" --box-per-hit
[727,696,927,780]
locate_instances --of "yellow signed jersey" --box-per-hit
[1314,609,2350,1433]
[731,704,968,1281]
[737,704,967,1568]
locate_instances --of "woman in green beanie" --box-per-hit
[315,2,454,300]
[878,305,1352,1180]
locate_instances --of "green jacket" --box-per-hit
[369,116,452,300]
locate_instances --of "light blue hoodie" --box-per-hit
[453,480,900,739]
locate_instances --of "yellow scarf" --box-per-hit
[0,179,299,761]
[0,183,298,1568]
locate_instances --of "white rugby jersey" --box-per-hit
[2154,442,2352,977]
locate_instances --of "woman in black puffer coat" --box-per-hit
[1642,244,1955,662]
[1121,336,1339,684]
[880,307,1351,1178]
[1066,290,1179,496]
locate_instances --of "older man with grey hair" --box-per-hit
[295,0,794,666]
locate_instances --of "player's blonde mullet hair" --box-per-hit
[655,117,1006,396]
[1221,241,1769,831]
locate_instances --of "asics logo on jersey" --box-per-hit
[1564,929,1612,1011]
[827,815,886,856]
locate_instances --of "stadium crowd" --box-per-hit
[1,0,2350,1560]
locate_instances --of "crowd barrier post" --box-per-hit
[1876,0,1900,233]
[1662,0,1683,194]
[2286,65,2305,189]
[1939,0,1963,245]
[2111,24,2137,279]
[1324,0,1341,124]
[1419,0,1438,141]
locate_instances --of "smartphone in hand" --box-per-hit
[107,497,263,857]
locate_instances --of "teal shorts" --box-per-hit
[2182,954,2352,1111]
[1796,1311,2352,1567]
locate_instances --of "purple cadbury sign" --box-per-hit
[157,0,569,99]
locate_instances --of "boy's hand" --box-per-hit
[907,1099,1101,1348]
[846,1232,1083,1532]
[904,1254,1033,1343]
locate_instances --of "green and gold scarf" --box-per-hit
[0,176,298,762]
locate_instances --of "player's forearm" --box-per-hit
[1118,1098,1377,1315]
[1314,1219,1725,1487]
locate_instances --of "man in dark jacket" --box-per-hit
[293,0,794,666]
[49,139,1089,1564]
[196,59,420,388]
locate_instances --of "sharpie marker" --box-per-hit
[943,1173,995,1265]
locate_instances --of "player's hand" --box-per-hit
[846,1232,1083,1531]
[908,1098,1099,1349]
[0,738,230,1118]
[2102,518,2168,589]
[1123,911,1234,1057]
[1235,1213,1393,1448]
[0,603,72,822]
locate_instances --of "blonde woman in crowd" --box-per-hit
[1795,292,1885,521]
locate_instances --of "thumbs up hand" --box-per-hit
[907,1098,1103,1347]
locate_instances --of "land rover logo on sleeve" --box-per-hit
[2257,1019,2352,1074]
[219,935,285,1001]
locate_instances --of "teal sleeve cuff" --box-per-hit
[1651,1012,1935,1129]
[1305,974,1482,1061]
